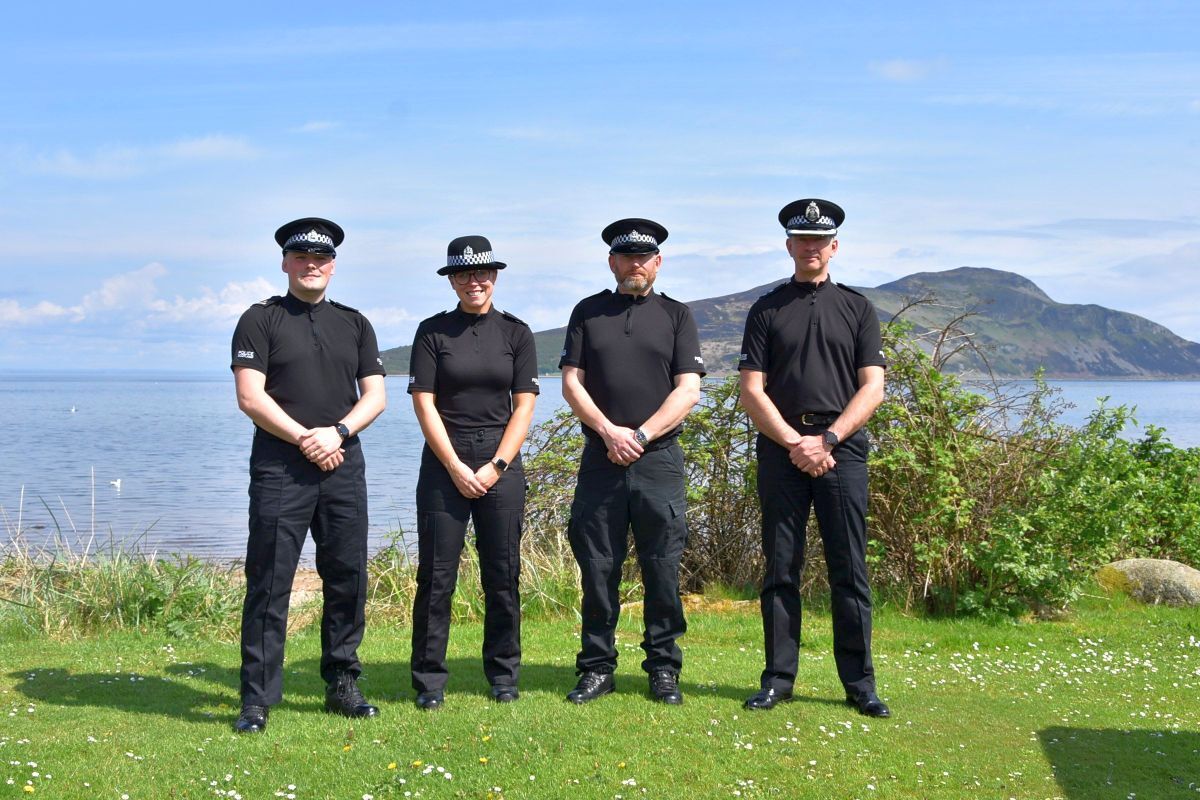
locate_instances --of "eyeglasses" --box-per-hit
[451,269,497,285]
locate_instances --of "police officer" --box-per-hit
[738,199,890,717]
[559,218,705,705]
[408,236,539,710]
[230,217,387,734]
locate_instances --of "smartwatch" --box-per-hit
[822,430,840,449]
[492,457,509,472]
[334,422,351,441]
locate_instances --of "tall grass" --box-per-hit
[1,479,243,638]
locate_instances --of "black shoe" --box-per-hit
[744,687,793,711]
[415,690,444,710]
[234,704,268,734]
[648,669,683,705]
[490,685,519,703]
[325,672,379,718]
[566,671,614,704]
[846,691,891,718]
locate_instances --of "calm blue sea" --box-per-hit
[1,371,1197,562]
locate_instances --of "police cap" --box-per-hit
[602,218,668,255]
[437,235,508,276]
[778,199,844,237]
[275,217,344,256]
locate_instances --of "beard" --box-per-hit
[621,273,654,293]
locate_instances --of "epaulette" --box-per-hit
[836,282,868,299]
[499,309,527,325]
[256,295,283,306]
[761,282,789,298]
[328,299,361,313]
[657,291,680,304]
[434,309,450,317]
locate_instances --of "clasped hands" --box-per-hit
[448,459,500,499]
[603,425,644,466]
[789,434,836,478]
[298,426,345,472]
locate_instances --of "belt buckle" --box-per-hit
[800,413,816,426]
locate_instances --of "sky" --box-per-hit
[2,0,1198,370]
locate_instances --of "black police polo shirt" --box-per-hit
[559,289,706,444]
[738,279,886,422]
[407,306,540,429]
[230,292,386,431]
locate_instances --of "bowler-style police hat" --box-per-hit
[275,217,344,256]
[437,235,508,276]
[602,218,668,255]
[778,199,844,236]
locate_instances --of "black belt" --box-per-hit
[583,431,680,453]
[792,412,839,426]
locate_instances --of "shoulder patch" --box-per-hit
[835,282,868,299]
[327,299,361,314]
[256,295,283,306]
[499,309,527,325]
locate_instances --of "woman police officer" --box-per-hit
[407,236,539,709]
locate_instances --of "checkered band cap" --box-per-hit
[602,217,668,254]
[609,230,659,248]
[786,213,837,229]
[274,217,344,254]
[778,199,845,236]
[284,229,335,250]
[445,247,496,267]
[437,235,508,275]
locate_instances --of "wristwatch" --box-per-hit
[634,428,649,446]
[492,457,509,472]
[822,430,840,449]
[334,422,351,441]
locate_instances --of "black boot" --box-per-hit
[325,672,380,718]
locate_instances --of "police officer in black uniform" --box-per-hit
[559,218,705,705]
[230,217,388,733]
[738,199,890,717]
[408,236,539,710]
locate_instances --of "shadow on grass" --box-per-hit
[9,651,770,721]
[1039,727,1200,799]
[7,664,240,725]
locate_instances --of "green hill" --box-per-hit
[380,267,1200,379]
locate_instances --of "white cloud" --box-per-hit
[359,306,418,328]
[0,298,79,327]
[159,135,258,160]
[30,135,258,179]
[870,58,945,82]
[293,121,342,133]
[148,278,276,324]
[33,147,142,179]
[81,263,167,312]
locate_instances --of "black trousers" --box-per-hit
[756,430,875,697]
[240,431,369,706]
[568,439,689,675]
[410,426,524,693]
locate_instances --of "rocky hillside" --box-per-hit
[380,267,1200,379]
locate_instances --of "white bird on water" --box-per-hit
[70,405,76,413]
[110,479,122,491]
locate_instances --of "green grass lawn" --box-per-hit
[2,594,1198,799]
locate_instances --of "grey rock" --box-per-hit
[1096,558,1200,607]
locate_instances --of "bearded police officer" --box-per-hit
[559,218,705,705]
[738,199,890,718]
[230,217,387,733]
